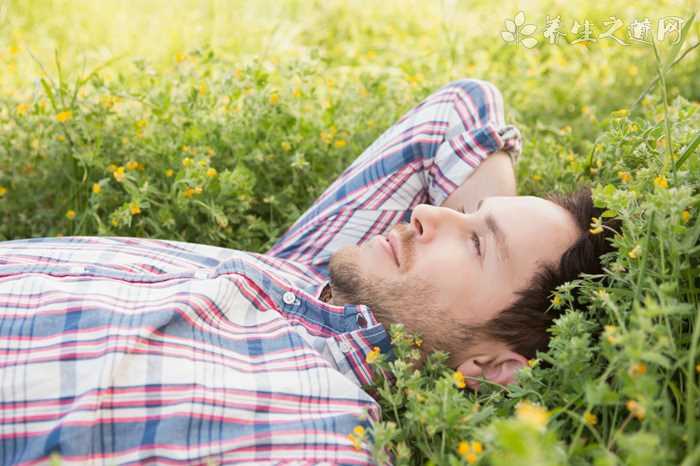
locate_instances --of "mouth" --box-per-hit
[377,234,399,267]
[386,231,401,267]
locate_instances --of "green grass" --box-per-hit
[1,1,700,464]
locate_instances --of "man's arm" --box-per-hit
[440,151,517,212]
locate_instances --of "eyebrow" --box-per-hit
[478,199,511,262]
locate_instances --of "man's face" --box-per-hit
[328,195,580,366]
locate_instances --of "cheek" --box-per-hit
[413,248,477,302]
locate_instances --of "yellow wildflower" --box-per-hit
[515,401,550,430]
[583,411,598,426]
[365,346,380,364]
[292,87,301,98]
[628,244,641,259]
[334,139,347,149]
[56,135,66,142]
[453,370,466,389]
[207,168,218,178]
[681,210,690,224]
[626,400,646,420]
[347,433,362,451]
[611,108,629,118]
[559,125,572,135]
[281,142,291,152]
[65,210,77,220]
[100,95,116,109]
[198,83,207,96]
[696,364,700,374]
[107,164,117,173]
[183,187,196,198]
[194,186,203,195]
[414,336,422,348]
[654,176,669,189]
[16,103,30,115]
[628,362,647,377]
[92,183,101,194]
[457,441,470,455]
[269,93,279,105]
[129,202,141,215]
[207,147,215,156]
[0,186,6,198]
[175,52,187,63]
[531,174,542,182]
[111,218,119,227]
[552,295,562,306]
[126,160,139,170]
[113,166,126,183]
[165,169,175,177]
[589,217,603,235]
[55,111,72,123]
[604,325,620,344]
[457,441,479,463]
[347,425,365,451]
[528,359,537,368]
[617,171,632,183]
[182,157,193,168]
[627,64,639,77]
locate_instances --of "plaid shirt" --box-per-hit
[0,79,521,465]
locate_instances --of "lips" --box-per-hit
[386,231,400,267]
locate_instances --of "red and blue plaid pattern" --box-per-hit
[0,79,521,465]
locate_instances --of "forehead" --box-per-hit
[488,195,576,229]
[485,195,580,278]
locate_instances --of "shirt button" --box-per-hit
[282,291,296,305]
[339,341,352,353]
[356,314,368,328]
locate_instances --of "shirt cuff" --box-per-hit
[427,122,523,206]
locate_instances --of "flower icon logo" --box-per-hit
[501,11,539,48]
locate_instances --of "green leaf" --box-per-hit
[40,78,57,111]
[675,132,700,170]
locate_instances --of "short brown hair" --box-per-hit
[460,186,619,360]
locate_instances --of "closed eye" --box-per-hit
[457,204,483,257]
[471,232,481,256]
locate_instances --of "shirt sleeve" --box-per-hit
[266,78,523,272]
[425,79,522,206]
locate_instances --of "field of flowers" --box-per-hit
[1,0,699,464]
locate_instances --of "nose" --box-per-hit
[410,204,466,243]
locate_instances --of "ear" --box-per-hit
[456,350,528,391]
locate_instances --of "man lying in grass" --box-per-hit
[0,79,614,464]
